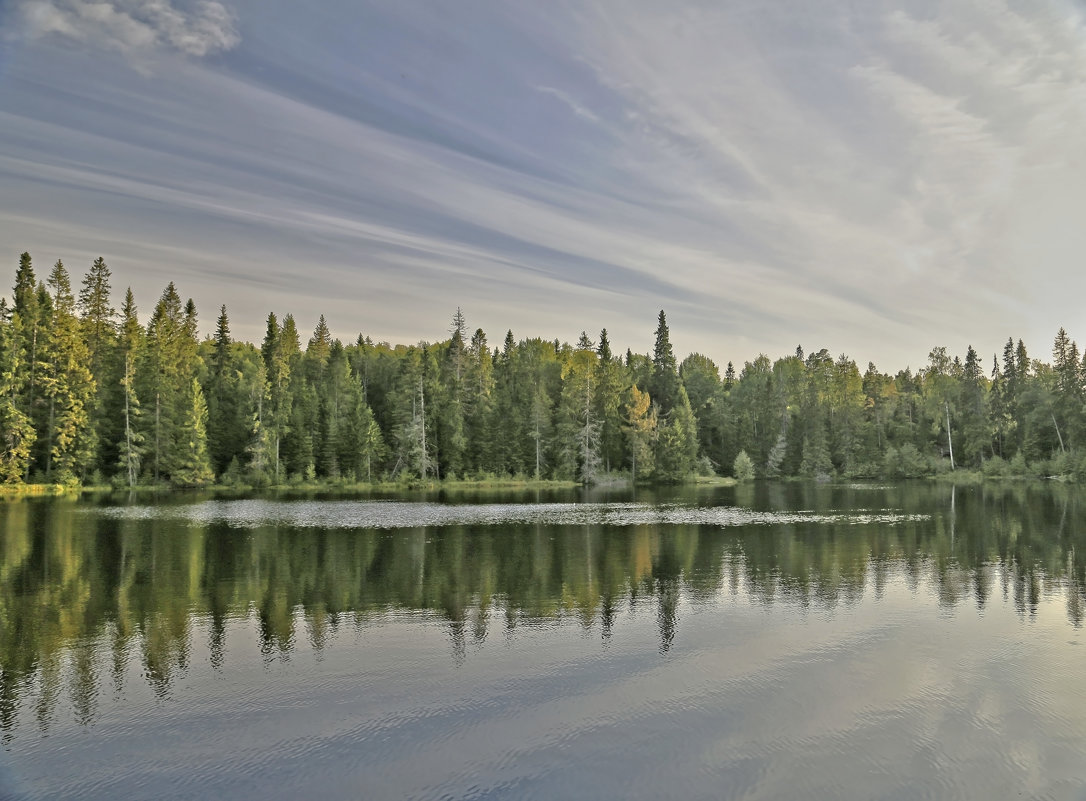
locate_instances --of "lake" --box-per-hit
[1,482,1084,800]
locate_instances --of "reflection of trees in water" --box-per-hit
[3,482,1086,733]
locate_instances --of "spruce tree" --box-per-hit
[655,385,698,481]
[78,257,116,382]
[0,298,34,483]
[555,347,600,482]
[43,261,96,482]
[462,328,493,473]
[623,385,656,482]
[594,329,627,472]
[116,289,144,486]
[650,310,681,414]
[172,377,214,486]
[11,253,46,478]
[207,305,246,474]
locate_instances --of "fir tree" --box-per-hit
[623,385,656,482]
[655,385,698,482]
[116,289,144,486]
[43,260,96,482]
[0,298,34,483]
[650,310,681,414]
[207,305,247,474]
[78,257,116,381]
[172,377,214,486]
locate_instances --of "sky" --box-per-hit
[2,0,1085,371]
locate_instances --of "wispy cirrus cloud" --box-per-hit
[3,0,1086,366]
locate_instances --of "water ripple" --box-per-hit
[91,499,928,530]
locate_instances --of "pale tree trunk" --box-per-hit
[945,402,955,470]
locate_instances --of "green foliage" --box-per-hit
[9,251,1086,488]
[883,443,929,478]
[655,386,698,483]
[732,450,755,481]
[623,385,655,482]
[171,378,214,487]
[0,396,34,484]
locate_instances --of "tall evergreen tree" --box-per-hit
[555,347,600,483]
[11,253,47,478]
[206,305,247,475]
[623,385,656,482]
[172,377,214,486]
[0,297,34,483]
[78,257,116,382]
[655,385,698,482]
[42,261,96,482]
[649,310,681,414]
[594,329,627,473]
[115,289,144,486]
[462,328,493,473]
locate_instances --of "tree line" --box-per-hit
[2,251,1085,486]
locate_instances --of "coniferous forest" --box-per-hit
[2,251,1085,487]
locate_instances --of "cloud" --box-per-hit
[15,0,239,57]
[5,0,1086,366]
[534,86,601,123]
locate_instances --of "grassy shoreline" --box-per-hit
[0,476,585,498]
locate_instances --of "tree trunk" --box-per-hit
[945,402,955,470]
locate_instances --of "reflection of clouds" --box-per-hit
[92,499,929,529]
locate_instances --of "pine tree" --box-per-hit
[462,328,493,474]
[0,298,34,483]
[555,347,600,482]
[390,347,434,478]
[260,312,299,482]
[437,317,469,477]
[958,344,990,465]
[799,421,833,478]
[172,377,214,486]
[594,330,627,473]
[623,385,656,482]
[142,284,183,481]
[11,253,45,479]
[206,305,245,474]
[354,399,386,482]
[77,257,117,471]
[680,353,721,467]
[276,315,307,478]
[489,330,518,474]
[597,329,613,363]
[649,310,681,414]
[139,283,206,484]
[449,307,467,383]
[115,289,144,486]
[1053,328,1083,451]
[78,257,116,382]
[655,385,698,482]
[42,260,96,482]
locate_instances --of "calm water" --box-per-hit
[1,482,1085,800]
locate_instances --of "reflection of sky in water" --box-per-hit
[6,572,1083,801]
[92,499,929,528]
[4,490,1084,800]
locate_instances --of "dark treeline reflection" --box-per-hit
[2,482,1085,736]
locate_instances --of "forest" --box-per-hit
[1,251,1085,487]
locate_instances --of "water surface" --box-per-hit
[1,482,1084,799]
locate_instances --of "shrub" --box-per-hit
[981,455,1008,478]
[733,450,755,482]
